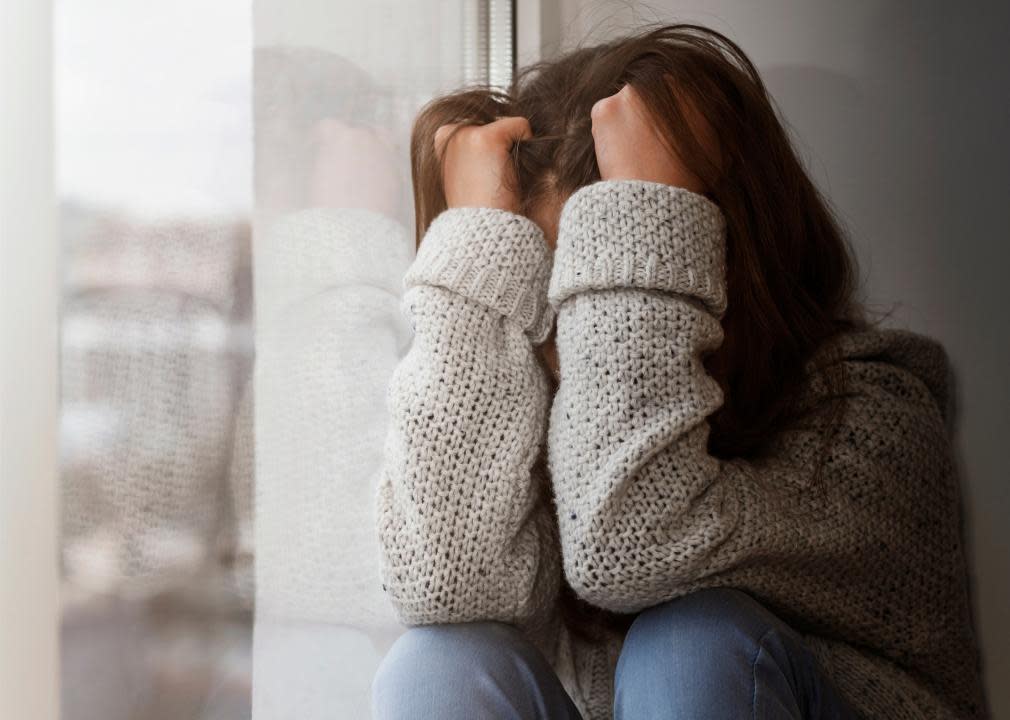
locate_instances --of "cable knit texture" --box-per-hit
[376,179,989,720]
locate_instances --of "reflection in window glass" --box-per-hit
[250,2,511,717]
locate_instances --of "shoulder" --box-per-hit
[771,326,956,481]
[775,325,957,482]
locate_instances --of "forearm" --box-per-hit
[546,178,737,612]
[548,287,739,611]
[376,206,561,629]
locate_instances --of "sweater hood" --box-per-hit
[807,326,955,426]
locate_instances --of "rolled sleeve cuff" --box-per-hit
[547,179,728,317]
[404,206,556,343]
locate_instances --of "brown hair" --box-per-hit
[409,22,875,642]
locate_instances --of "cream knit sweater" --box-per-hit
[375,179,989,720]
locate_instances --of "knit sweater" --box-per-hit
[375,178,989,720]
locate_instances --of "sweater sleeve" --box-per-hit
[545,178,734,614]
[375,205,563,640]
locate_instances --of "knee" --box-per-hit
[372,621,534,709]
[618,588,788,675]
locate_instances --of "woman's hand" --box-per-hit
[590,83,709,195]
[434,117,531,214]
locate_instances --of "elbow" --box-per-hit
[378,554,528,628]
[378,569,479,627]
[381,588,457,628]
[561,512,739,616]
[381,586,525,629]
[562,540,655,615]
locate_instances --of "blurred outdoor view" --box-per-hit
[56,0,254,717]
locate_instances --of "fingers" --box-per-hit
[588,82,711,191]
[434,116,532,212]
[590,84,644,132]
[492,116,533,144]
[434,116,532,160]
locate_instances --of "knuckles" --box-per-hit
[590,91,628,127]
[435,116,528,158]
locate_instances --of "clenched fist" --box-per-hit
[434,116,532,214]
[590,83,711,195]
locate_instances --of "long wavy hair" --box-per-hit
[408,22,874,642]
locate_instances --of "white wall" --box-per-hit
[549,1,1009,715]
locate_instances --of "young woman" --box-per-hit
[370,23,989,720]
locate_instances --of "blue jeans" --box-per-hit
[371,587,858,719]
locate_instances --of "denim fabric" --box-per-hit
[371,588,859,719]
